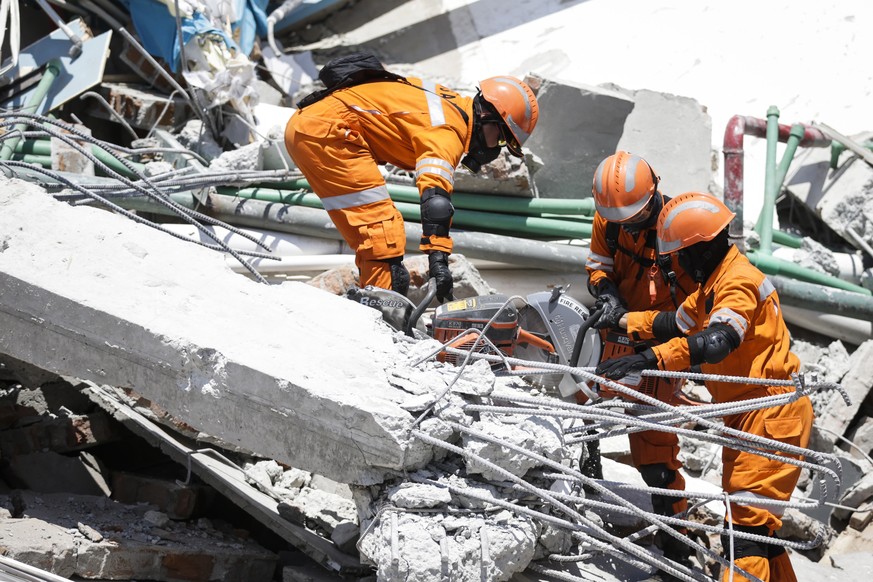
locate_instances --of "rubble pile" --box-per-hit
[2,1,873,581]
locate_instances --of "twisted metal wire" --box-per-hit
[0,113,275,282]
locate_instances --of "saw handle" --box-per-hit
[405,277,438,337]
[568,307,603,401]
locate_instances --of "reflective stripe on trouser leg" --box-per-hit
[284,103,406,290]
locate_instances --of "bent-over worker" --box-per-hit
[285,57,538,301]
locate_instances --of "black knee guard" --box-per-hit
[640,463,680,516]
[720,524,771,560]
[386,256,409,296]
[420,187,454,239]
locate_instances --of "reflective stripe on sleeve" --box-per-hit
[415,157,455,185]
[586,252,615,273]
[710,307,748,340]
[676,304,695,334]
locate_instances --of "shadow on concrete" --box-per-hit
[332,0,590,64]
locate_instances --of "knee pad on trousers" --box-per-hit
[640,463,675,488]
[640,463,681,516]
[721,524,771,560]
[385,256,409,296]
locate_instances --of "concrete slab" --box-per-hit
[0,176,432,485]
[784,131,873,247]
[616,88,713,197]
[524,76,634,199]
[815,340,873,449]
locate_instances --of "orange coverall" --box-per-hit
[284,78,472,289]
[627,246,813,582]
[586,211,695,514]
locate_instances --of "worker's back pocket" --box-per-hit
[291,115,335,139]
[763,417,803,447]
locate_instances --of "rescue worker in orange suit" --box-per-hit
[585,151,695,566]
[596,192,813,582]
[284,72,539,301]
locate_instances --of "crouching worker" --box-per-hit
[285,52,539,301]
[585,151,696,565]
[595,192,813,582]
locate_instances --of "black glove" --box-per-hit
[593,293,627,330]
[595,348,657,380]
[428,251,454,303]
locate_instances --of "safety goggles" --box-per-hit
[498,122,523,158]
[620,199,655,234]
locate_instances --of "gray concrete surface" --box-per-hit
[0,177,433,484]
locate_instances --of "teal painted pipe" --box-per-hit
[12,154,52,166]
[757,106,781,255]
[772,229,802,249]
[830,139,873,169]
[746,249,871,295]
[13,138,145,177]
[0,59,62,161]
[770,275,873,322]
[216,186,594,239]
[775,124,806,189]
[271,178,597,216]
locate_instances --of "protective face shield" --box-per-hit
[461,122,502,173]
[621,192,662,236]
[676,228,730,283]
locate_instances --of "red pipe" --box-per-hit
[722,115,830,244]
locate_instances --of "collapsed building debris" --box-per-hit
[2,1,873,581]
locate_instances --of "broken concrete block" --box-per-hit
[615,88,713,196]
[0,412,121,456]
[847,416,873,460]
[462,414,564,480]
[330,520,360,556]
[785,131,873,249]
[277,487,358,534]
[111,472,208,520]
[814,340,873,449]
[524,76,634,199]
[388,482,452,509]
[358,508,538,582]
[0,177,436,484]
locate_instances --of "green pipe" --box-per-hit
[271,178,597,216]
[14,138,145,177]
[775,124,806,189]
[0,59,62,161]
[830,139,873,170]
[746,249,871,295]
[12,154,52,166]
[756,105,781,255]
[770,275,873,322]
[772,229,802,249]
[216,186,593,239]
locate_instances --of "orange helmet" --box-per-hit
[592,151,658,223]
[657,192,736,254]
[479,76,539,157]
